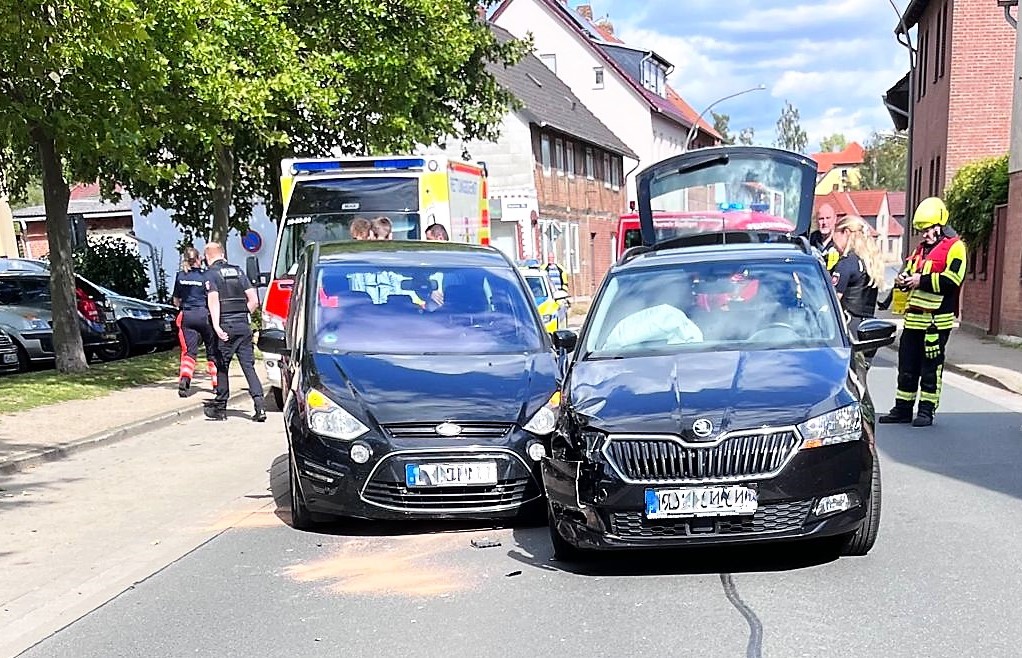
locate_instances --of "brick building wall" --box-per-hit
[531,126,626,297]
[999,183,1022,336]
[21,215,133,258]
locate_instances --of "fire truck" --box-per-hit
[249,155,490,408]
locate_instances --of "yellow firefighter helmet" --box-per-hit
[912,196,950,231]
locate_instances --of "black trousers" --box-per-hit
[894,326,951,414]
[177,309,219,383]
[214,315,264,404]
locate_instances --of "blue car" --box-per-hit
[258,240,561,529]
[543,146,896,559]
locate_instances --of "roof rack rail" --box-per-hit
[617,244,652,266]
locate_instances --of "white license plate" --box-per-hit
[2,353,17,364]
[644,485,758,519]
[164,321,173,332]
[405,462,498,487]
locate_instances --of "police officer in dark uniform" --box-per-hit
[172,247,218,397]
[829,215,883,339]
[203,241,266,422]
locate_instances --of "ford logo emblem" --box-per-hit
[435,422,463,437]
[692,418,714,438]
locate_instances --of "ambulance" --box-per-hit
[252,155,491,407]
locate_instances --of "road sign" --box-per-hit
[241,230,263,253]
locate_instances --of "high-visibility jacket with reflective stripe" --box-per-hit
[902,233,967,328]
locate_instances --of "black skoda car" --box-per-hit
[258,240,560,529]
[543,146,896,559]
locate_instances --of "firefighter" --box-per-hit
[172,247,218,397]
[203,241,266,422]
[879,197,967,427]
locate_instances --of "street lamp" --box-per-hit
[683,84,767,152]
[889,0,916,262]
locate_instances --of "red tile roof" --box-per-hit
[814,190,903,237]
[666,86,720,140]
[810,142,865,173]
[887,191,906,217]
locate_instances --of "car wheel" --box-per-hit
[841,457,882,556]
[94,334,130,362]
[14,342,30,373]
[288,445,316,531]
[548,504,584,561]
[271,386,285,412]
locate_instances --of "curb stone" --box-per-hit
[883,342,1019,396]
[0,388,260,476]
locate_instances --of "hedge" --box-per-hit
[943,153,1009,249]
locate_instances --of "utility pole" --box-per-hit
[890,0,916,263]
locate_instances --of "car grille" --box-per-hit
[604,431,801,482]
[383,423,513,440]
[0,332,13,349]
[610,501,812,539]
[362,477,533,511]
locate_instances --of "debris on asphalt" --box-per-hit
[505,570,522,577]
[471,538,502,549]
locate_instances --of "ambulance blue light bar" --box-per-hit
[291,158,426,174]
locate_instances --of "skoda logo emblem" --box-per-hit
[435,422,463,437]
[692,418,714,438]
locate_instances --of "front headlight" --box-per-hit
[116,306,150,320]
[306,389,370,441]
[799,404,862,449]
[524,392,561,435]
[24,317,49,330]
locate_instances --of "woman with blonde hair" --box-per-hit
[830,214,887,339]
[171,246,218,397]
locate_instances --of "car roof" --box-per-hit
[314,240,513,268]
[613,242,820,273]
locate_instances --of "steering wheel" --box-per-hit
[748,322,800,341]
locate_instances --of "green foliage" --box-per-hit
[737,127,755,146]
[818,133,847,153]
[712,112,734,145]
[859,131,907,191]
[943,153,1008,249]
[73,235,150,299]
[773,101,807,153]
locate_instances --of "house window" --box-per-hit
[541,134,551,174]
[936,155,942,194]
[611,158,621,190]
[602,152,611,188]
[940,2,948,78]
[566,141,576,177]
[594,66,604,89]
[569,223,580,274]
[540,54,557,74]
[585,147,595,179]
[555,137,565,175]
[928,157,936,196]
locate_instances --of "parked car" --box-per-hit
[0,328,20,373]
[543,146,896,560]
[519,266,569,333]
[0,258,178,359]
[0,271,122,368]
[258,240,560,529]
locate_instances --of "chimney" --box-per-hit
[576,4,593,20]
[597,18,614,36]
[476,3,486,19]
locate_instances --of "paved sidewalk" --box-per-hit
[0,363,271,474]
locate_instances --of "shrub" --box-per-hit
[74,235,150,299]
[943,153,1009,249]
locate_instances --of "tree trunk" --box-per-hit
[211,142,234,245]
[35,128,88,373]
[265,143,287,226]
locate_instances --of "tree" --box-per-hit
[818,133,847,153]
[773,101,808,154]
[712,112,734,145]
[0,1,178,372]
[858,131,908,191]
[737,127,755,146]
[125,0,530,245]
[943,153,1008,249]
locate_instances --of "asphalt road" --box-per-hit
[6,354,1022,658]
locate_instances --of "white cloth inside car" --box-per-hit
[602,304,704,351]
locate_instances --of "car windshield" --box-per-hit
[582,259,841,357]
[312,263,545,355]
[275,176,422,278]
[645,154,808,236]
[0,277,51,306]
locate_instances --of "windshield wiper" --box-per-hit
[654,153,730,181]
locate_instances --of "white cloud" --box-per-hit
[716,0,866,32]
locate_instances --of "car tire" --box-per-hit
[288,445,316,531]
[94,334,130,362]
[548,504,584,561]
[14,342,30,373]
[840,457,882,556]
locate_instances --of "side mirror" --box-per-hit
[551,329,578,352]
[245,256,264,287]
[257,327,290,356]
[553,289,571,302]
[851,318,896,352]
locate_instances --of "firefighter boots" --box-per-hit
[178,377,191,398]
[203,399,227,421]
[878,404,914,424]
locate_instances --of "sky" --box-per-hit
[587,0,910,153]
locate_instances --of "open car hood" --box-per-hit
[635,146,817,248]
